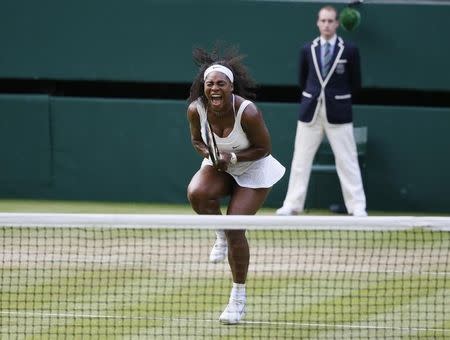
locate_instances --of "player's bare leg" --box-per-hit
[219,186,270,324]
[187,167,233,262]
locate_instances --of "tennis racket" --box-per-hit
[204,120,220,166]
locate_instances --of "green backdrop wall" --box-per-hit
[1,0,449,90]
[1,94,449,213]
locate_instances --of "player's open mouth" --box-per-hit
[211,95,223,106]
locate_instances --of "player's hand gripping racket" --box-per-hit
[204,120,220,167]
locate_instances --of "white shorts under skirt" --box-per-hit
[201,155,285,189]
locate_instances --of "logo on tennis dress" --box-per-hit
[232,145,240,149]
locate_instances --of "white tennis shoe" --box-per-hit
[353,209,368,217]
[209,238,228,263]
[219,298,246,324]
[276,206,300,216]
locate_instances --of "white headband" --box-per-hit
[203,64,234,83]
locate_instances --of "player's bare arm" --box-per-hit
[187,102,209,159]
[236,103,272,162]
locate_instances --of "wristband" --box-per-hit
[230,152,237,165]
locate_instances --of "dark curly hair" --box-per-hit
[188,43,257,105]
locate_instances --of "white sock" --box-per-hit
[215,230,226,243]
[231,282,246,302]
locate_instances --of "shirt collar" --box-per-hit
[320,35,337,46]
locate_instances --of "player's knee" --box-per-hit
[187,185,205,205]
[187,186,218,214]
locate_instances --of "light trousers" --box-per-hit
[282,102,366,214]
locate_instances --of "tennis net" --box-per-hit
[1,213,449,339]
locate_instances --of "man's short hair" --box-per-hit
[318,5,339,20]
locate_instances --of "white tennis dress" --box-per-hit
[196,97,285,189]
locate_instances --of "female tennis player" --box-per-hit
[186,45,285,324]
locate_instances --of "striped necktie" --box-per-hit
[322,42,332,78]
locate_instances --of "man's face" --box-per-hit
[317,8,339,39]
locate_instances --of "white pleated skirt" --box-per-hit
[201,155,285,189]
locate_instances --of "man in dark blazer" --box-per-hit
[277,5,367,217]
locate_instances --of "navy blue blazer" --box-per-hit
[298,36,361,124]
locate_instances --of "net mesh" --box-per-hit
[1,213,449,339]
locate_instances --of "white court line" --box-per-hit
[1,255,448,276]
[1,310,449,334]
